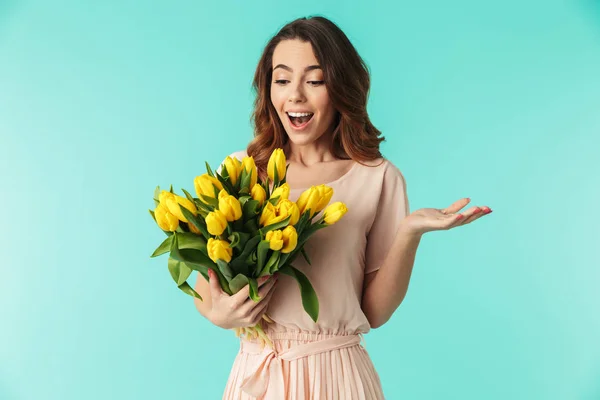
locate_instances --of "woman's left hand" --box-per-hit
[401,198,492,236]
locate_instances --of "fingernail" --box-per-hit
[456,214,464,219]
[484,209,493,214]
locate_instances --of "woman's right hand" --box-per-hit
[206,269,279,330]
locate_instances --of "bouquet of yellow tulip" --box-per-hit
[149,148,348,347]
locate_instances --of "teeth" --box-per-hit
[287,112,313,117]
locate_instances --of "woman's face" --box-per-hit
[270,39,337,147]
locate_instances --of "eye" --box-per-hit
[308,81,325,86]
[274,80,289,85]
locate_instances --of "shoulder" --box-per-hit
[227,149,248,161]
[357,157,406,182]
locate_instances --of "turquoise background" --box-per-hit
[1,0,599,399]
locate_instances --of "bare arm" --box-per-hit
[193,273,213,321]
[361,222,422,329]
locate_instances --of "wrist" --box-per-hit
[398,219,424,239]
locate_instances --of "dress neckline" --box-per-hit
[287,160,359,191]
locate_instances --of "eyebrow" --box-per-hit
[272,64,322,72]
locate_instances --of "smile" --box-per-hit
[286,112,314,129]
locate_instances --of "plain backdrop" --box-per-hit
[1,0,599,399]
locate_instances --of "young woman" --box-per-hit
[194,16,491,399]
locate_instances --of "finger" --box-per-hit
[459,206,491,226]
[453,207,485,227]
[240,285,276,325]
[248,289,275,324]
[442,198,471,215]
[207,269,223,299]
[231,275,271,307]
[245,276,278,306]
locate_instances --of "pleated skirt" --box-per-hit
[222,329,385,400]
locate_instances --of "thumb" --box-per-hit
[207,269,223,298]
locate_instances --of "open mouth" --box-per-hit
[287,112,314,128]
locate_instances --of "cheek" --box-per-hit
[270,87,286,110]
[314,91,335,118]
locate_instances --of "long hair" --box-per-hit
[247,16,385,180]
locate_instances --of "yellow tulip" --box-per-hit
[194,174,223,203]
[296,186,321,218]
[314,184,334,213]
[250,184,267,207]
[323,202,348,225]
[278,199,300,225]
[265,230,284,251]
[241,156,258,188]
[223,156,242,185]
[218,192,242,222]
[259,200,298,227]
[154,203,179,231]
[267,148,286,182]
[205,209,228,236]
[270,183,290,205]
[160,191,197,223]
[280,225,298,253]
[259,202,278,226]
[207,238,233,263]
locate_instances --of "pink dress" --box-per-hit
[221,150,410,399]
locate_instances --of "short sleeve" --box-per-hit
[364,161,410,274]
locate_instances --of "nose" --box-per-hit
[288,81,306,103]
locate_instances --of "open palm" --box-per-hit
[403,198,492,235]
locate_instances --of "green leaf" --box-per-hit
[176,232,207,252]
[180,206,210,239]
[206,161,215,177]
[267,196,280,206]
[153,185,161,205]
[264,177,270,198]
[177,281,203,301]
[280,163,290,185]
[228,231,250,252]
[265,251,280,276]
[248,277,260,302]
[297,223,328,249]
[216,259,235,282]
[216,171,236,196]
[238,195,252,207]
[243,219,259,235]
[212,184,221,202]
[229,274,249,294]
[279,265,319,322]
[242,199,260,221]
[256,240,271,275]
[194,198,213,213]
[259,215,291,236]
[200,194,218,208]
[239,167,251,192]
[181,188,195,204]
[300,247,312,266]
[168,257,193,286]
[149,209,157,223]
[170,233,218,278]
[229,235,261,276]
[294,210,311,236]
[151,235,173,257]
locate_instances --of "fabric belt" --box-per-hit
[239,333,365,398]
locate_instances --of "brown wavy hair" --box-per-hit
[246,16,385,180]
